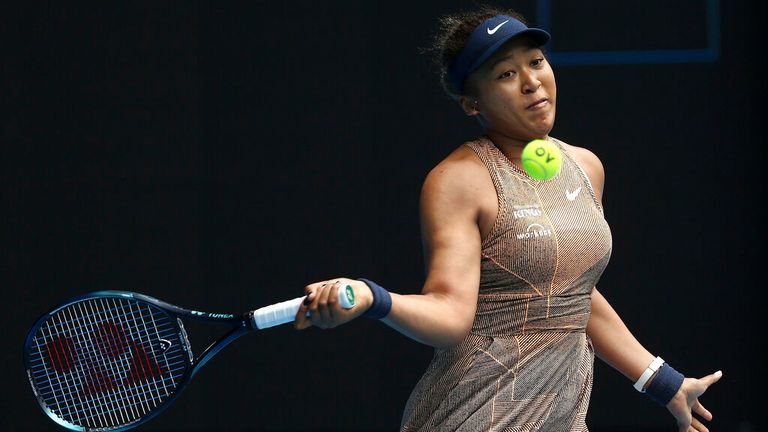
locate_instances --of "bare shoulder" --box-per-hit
[422,144,489,200]
[420,143,494,221]
[557,139,605,200]
[559,141,604,175]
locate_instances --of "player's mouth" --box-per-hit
[526,98,549,110]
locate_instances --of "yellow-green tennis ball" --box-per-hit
[521,139,562,180]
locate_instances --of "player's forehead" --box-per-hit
[486,37,543,67]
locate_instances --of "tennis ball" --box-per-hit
[521,139,562,180]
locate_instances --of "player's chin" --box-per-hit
[513,114,552,135]
[525,122,554,140]
[530,106,555,126]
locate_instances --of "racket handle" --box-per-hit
[252,284,356,329]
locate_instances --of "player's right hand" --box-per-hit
[294,278,373,330]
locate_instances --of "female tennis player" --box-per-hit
[295,6,720,432]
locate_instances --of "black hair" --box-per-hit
[422,5,531,99]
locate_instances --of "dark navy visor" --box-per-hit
[448,15,550,94]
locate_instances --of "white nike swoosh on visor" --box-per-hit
[487,20,510,35]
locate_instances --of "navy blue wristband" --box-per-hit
[645,363,685,406]
[358,278,391,320]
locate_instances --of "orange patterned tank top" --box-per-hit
[400,136,612,431]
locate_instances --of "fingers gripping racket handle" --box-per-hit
[252,284,356,329]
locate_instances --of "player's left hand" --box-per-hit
[666,370,722,432]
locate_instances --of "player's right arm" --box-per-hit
[296,148,486,349]
[379,152,484,348]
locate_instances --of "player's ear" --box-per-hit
[459,96,480,116]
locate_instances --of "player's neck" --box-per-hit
[485,131,548,164]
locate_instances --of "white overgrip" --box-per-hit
[252,297,304,329]
[251,284,356,329]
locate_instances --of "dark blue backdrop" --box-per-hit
[3,1,765,431]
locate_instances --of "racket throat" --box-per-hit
[189,324,251,377]
[177,318,194,364]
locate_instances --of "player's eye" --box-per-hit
[531,58,545,67]
[498,70,515,79]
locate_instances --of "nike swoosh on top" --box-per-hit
[566,187,582,201]
[487,20,510,35]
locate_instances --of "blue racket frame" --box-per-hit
[24,291,255,432]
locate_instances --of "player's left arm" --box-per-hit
[565,143,655,380]
[568,143,722,432]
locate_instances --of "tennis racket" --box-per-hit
[24,286,356,431]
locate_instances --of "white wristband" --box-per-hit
[633,356,665,392]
